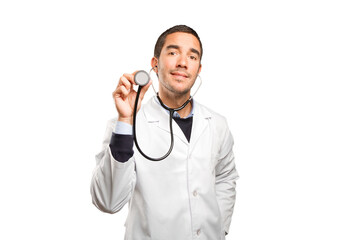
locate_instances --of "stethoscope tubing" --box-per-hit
[132,69,201,161]
[132,86,191,161]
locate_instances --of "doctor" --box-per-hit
[91,25,239,240]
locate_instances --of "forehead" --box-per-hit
[162,32,201,53]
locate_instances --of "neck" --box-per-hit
[158,90,192,118]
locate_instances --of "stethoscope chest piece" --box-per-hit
[134,70,150,86]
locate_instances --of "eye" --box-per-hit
[189,55,198,61]
[169,51,177,56]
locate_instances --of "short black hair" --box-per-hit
[154,25,203,60]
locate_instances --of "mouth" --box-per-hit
[170,71,189,79]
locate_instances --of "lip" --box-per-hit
[170,71,189,78]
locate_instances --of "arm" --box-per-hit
[215,123,239,235]
[109,121,134,163]
[90,72,152,213]
[90,119,136,213]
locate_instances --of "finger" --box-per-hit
[113,85,130,99]
[123,73,136,85]
[120,85,130,98]
[119,75,132,90]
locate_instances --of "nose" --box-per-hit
[176,54,188,69]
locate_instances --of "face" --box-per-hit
[152,32,202,96]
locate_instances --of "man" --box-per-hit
[91,25,238,240]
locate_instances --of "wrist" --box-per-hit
[118,116,133,125]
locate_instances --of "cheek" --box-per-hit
[190,65,201,76]
[160,56,177,68]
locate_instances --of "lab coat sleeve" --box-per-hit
[215,121,239,234]
[90,119,136,214]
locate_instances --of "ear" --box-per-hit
[151,57,159,73]
[198,64,202,75]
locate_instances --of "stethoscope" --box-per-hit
[132,69,202,161]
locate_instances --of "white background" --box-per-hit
[0,0,359,239]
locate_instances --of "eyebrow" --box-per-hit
[166,44,201,57]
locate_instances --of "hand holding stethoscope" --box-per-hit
[112,71,153,126]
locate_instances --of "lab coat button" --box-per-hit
[196,229,201,235]
[193,190,198,197]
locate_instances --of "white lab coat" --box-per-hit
[91,97,239,240]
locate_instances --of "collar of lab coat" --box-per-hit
[143,96,212,145]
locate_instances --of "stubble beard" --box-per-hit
[160,76,196,97]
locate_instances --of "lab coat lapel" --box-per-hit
[159,115,189,145]
[143,97,189,145]
[190,101,212,146]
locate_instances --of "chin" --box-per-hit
[160,78,193,95]
[172,88,191,96]
[170,83,190,94]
